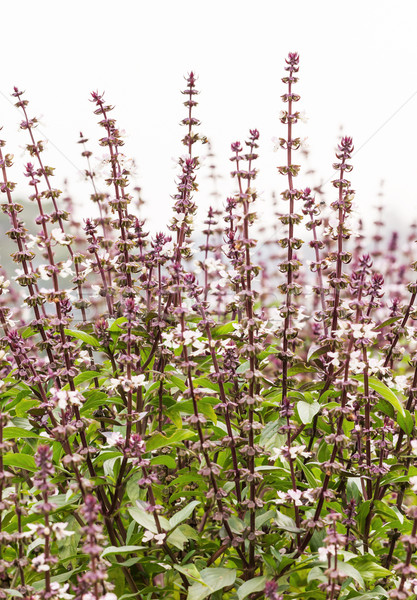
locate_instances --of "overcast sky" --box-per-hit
[1,0,416,241]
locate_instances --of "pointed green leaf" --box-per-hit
[237,576,267,600]
[3,453,37,471]
[187,568,236,600]
[64,329,101,348]
[169,501,200,529]
[353,375,405,416]
[297,400,320,424]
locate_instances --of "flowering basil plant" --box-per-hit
[1,54,417,600]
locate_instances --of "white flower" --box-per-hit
[272,136,281,152]
[107,378,121,391]
[32,552,50,572]
[410,476,417,492]
[25,234,38,249]
[161,330,180,350]
[103,432,125,447]
[37,264,51,281]
[318,544,336,562]
[142,530,166,545]
[50,582,72,600]
[100,594,118,600]
[368,358,390,375]
[52,522,75,540]
[411,440,417,456]
[182,329,199,346]
[349,351,365,374]
[91,284,102,299]
[0,276,10,291]
[51,228,72,245]
[191,338,208,356]
[327,351,340,368]
[26,523,43,537]
[131,374,146,388]
[287,489,303,505]
[54,389,84,411]
[303,488,315,503]
[394,375,409,394]
[77,350,92,366]
[276,488,313,506]
[298,111,309,124]
[270,444,311,461]
[59,259,74,279]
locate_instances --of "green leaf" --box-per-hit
[167,526,189,550]
[166,399,217,425]
[64,329,101,348]
[255,510,275,529]
[174,563,203,582]
[288,363,317,376]
[296,458,319,488]
[345,586,388,599]
[307,344,332,363]
[374,316,401,330]
[73,371,101,385]
[101,545,144,557]
[169,500,200,529]
[211,321,237,337]
[187,568,236,600]
[108,317,127,331]
[397,409,414,435]
[236,360,250,374]
[146,430,196,451]
[307,566,327,584]
[336,561,364,588]
[275,511,302,533]
[357,500,371,534]
[192,377,220,392]
[353,375,405,416]
[374,398,394,419]
[3,426,42,440]
[237,576,267,600]
[15,399,38,418]
[2,453,37,471]
[32,567,83,589]
[167,374,186,391]
[297,400,320,424]
[150,455,177,469]
[129,502,170,534]
[20,326,37,339]
[353,557,393,580]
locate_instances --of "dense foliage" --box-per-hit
[1,53,417,600]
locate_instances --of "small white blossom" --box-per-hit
[318,544,336,562]
[0,276,10,292]
[327,351,340,368]
[51,228,72,245]
[142,529,166,545]
[103,432,125,447]
[32,552,50,572]
[50,582,72,600]
[59,259,74,279]
[131,374,146,388]
[53,389,84,411]
[52,522,75,540]
[394,375,409,394]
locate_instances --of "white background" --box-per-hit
[1,0,416,241]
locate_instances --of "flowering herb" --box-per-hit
[1,54,417,600]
